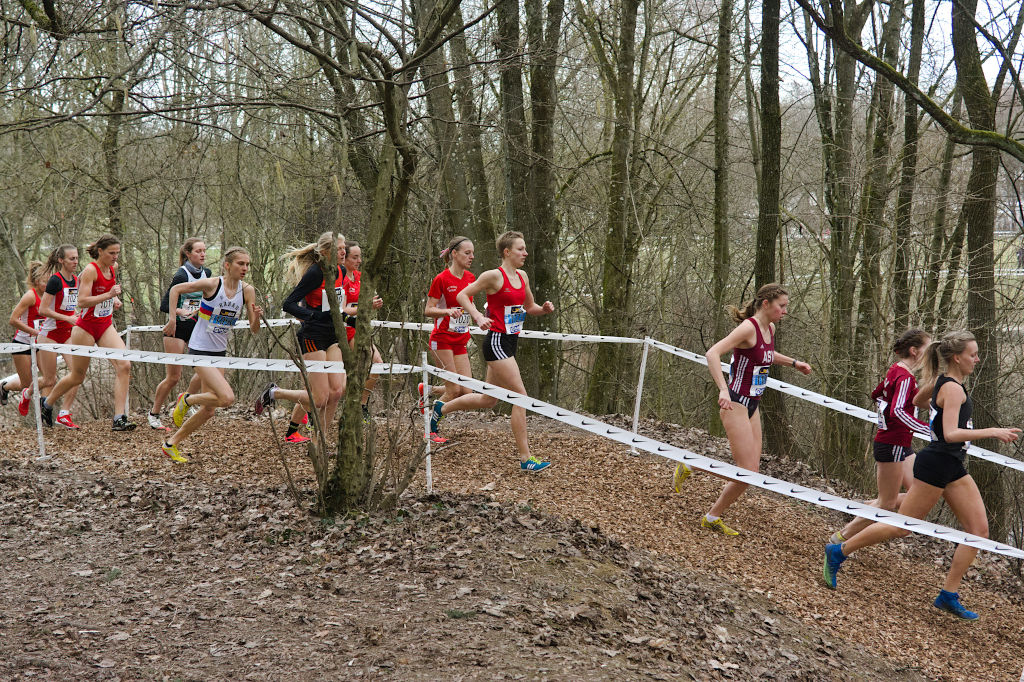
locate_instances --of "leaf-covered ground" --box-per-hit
[0,408,1020,680]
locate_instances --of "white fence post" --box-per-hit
[123,326,132,416]
[30,341,46,460]
[422,352,432,494]
[630,337,651,455]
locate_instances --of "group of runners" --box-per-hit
[683,283,1019,621]
[4,236,1016,620]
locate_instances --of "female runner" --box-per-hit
[40,235,136,431]
[2,262,48,416]
[829,328,931,544]
[677,284,811,535]
[429,231,554,472]
[161,246,263,463]
[823,331,1020,620]
[422,236,476,442]
[255,232,347,441]
[342,241,384,423]
[36,245,82,428]
[148,238,211,429]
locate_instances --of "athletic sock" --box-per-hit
[59,410,70,418]
[269,387,277,400]
[704,514,720,523]
[285,421,300,437]
[114,413,125,421]
[149,411,160,417]
[42,397,51,409]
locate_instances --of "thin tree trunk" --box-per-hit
[952,0,1005,540]
[583,0,641,415]
[922,93,962,330]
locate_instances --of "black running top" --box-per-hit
[925,374,973,461]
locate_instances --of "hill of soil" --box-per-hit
[0,409,1021,680]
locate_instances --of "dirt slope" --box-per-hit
[0,412,1020,680]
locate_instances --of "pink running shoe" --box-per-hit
[285,432,311,444]
[55,413,81,429]
[17,389,31,417]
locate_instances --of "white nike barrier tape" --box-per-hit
[644,338,1024,474]
[4,343,419,375]
[629,338,651,455]
[424,363,1024,560]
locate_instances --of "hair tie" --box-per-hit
[439,247,451,259]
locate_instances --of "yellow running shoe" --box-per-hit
[161,441,189,464]
[700,516,739,536]
[172,392,189,428]
[672,463,692,492]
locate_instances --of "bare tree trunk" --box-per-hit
[583,0,641,415]
[952,0,1005,540]
[709,0,733,436]
[892,0,923,331]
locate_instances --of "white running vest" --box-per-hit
[188,277,245,353]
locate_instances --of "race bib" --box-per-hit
[62,287,78,312]
[181,298,201,318]
[95,297,115,318]
[876,399,889,430]
[208,308,239,334]
[450,307,471,334]
[321,286,345,312]
[750,365,770,397]
[504,304,525,335]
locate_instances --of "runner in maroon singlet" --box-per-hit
[829,328,931,545]
[2,262,48,416]
[674,283,811,535]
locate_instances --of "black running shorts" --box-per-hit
[913,447,968,488]
[482,331,518,362]
[873,442,914,463]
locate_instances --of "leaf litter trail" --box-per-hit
[0,412,1020,680]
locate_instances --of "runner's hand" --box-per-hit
[718,388,733,410]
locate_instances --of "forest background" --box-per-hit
[3,0,1024,538]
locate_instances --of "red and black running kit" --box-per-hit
[871,362,929,462]
[727,318,774,418]
[282,262,347,353]
[11,290,43,355]
[75,262,117,341]
[40,272,79,343]
[343,270,361,342]
[428,268,475,354]
[914,374,973,488]
[482,267,526,362]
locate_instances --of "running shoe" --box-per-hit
[822,542,847,589]
[417,382,427,414]
[361,404,371,424]
[284,432,311,444]
[425,432,447,444]
[933,590,979,621]
[147,413,166,430]
[255,382,276,416]
[171,392,189,428]
[39,396,53,426]
[18,389,31,417]
[828,530,846,545]
[112,415,137,431]
[0,380,8,406]
[672,463,692,492]
[701,516,740,536]
[430,400,444,433]
[56,413,81,429]
[161,441,189,464]
[520,456,551,473]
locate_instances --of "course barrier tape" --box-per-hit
[424,363,1024,560]
[0,343,418,375]
[644,338,1024,475]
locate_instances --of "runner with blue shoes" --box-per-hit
[822,331,1020,621]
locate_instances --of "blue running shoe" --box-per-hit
[822,542,846,589]
[933,590,979,621]
[520,456,551,473]
[430,400,444,433]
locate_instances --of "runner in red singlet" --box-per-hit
[429,231,555,472]
[674,283,811,535]
[2,262,48,417]
[36,245,82,427]
[342,242,383,423]
[40,234,137,431]
[421,236,476,442]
